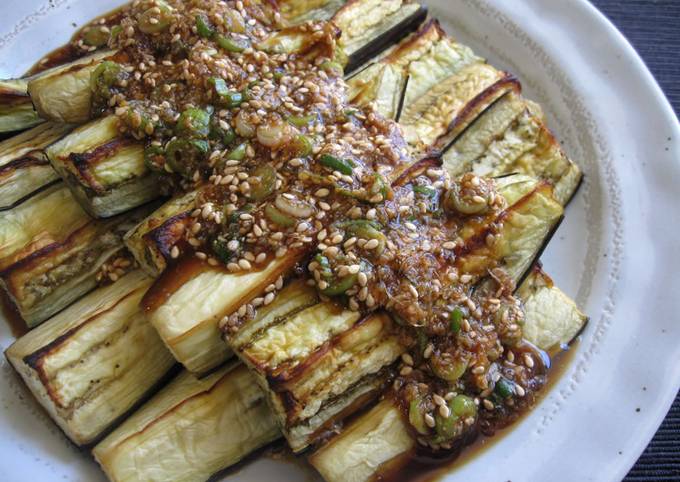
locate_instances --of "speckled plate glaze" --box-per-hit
[1,0,679,481]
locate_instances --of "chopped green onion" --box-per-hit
[83,26,110,47]
[430,352,468,382]
[450,307,464,333]
[165,138,209,175]
[143,145,165,172]
[286,114,316,127]
[319,60,343,76]
[208,77,229,96]
[292,134,313,157]
[494,377,515,399]
[195,14,215,38]
[451,395,477,418]
[90,61,125,100]
[319,154,354,175]
[408,397,429,435]
[321,272,357,296]
[139,1,173,34]
[219,90,244,109]
[226,142,247,161]
[211,236,237,263]
[414,185,437,197]
[264,203,296,227]
[248,164,276,201]
[216,34,248,52]
[175,108,211,138]
[110,25,123,40]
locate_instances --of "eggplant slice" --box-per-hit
[0,182,153,327]
[27,49,119,124]
[93,363,280,482]
[46,115,161,218]
[0,122,72,210]
[4,270,177,446]
[437,91,583,206]
[309,267,587,482]
[141,251,305,375]
[224,173,564,453]
[0,79,43,133]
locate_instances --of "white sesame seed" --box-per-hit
[238,259,252,270]
[400,366,413,376]
[264,292,275,305]
[483,399,495,410]
[524,353,535,368]
[401,353,414,366]
[364,239,380,250]
[348,264,361,274]
[433,394,445,406]
[439,404,451,418]
[424,413,436,428]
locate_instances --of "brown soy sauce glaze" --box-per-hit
[25,8,126,76]
[373,344,578,482]
[0,290,28,337]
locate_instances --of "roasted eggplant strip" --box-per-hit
[27,49,119,124]
[141,252,304,375]
[225,174,563,453]
[0,183,90,269]
[347,20,518,153]
[46,115,161,218]
[0,79,43,133]
[309,268,588,482]
[123,190,198,276]
[0,182,153,326]
[0,122,72,210]
[93,363,280,482]
[438,91,583,206]
[4,271,177,446]
[333,0,427,73]
[279,0,347,25]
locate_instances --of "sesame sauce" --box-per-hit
[70,0,549,463]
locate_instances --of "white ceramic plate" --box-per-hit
[1,0,679,481]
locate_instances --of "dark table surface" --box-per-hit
[588,1,680,480]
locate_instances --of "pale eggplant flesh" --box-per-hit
[93,363,280,482]
[0,182,154,327]
[0,122,72,210]
[0,79,43,133]
[46,115,161,218]
[437,91,583,206]
[27,49,120,124]
[4,270,177,446]
[308,267,588,482]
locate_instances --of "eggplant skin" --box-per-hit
[27,50,118,124]
[46,115,161,218]
[93,363,280,482]
[4,271,177,446]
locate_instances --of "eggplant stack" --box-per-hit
[309,267,587,482]
[5,270,177,446]
[0,174,153,327]
[121,0,430,376]
[224,172,565,453]
[0,0,589,481]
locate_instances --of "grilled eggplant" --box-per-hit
[141,252,304,375]
[4,270,176,446]
[0,79,43,133]
[333,0,427,73]
[279,0,347,25]
[124,190,198,276]
[93,363,280,482]
[347,20,518,151]
[26,49,119,124]
[0,183,153,326]
[309,268,588,482]
[0,122,72,210]
[225,173,563,453]
[46,115,161,218]
[438,91,583,206]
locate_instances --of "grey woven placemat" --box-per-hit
[589,1,680,480]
